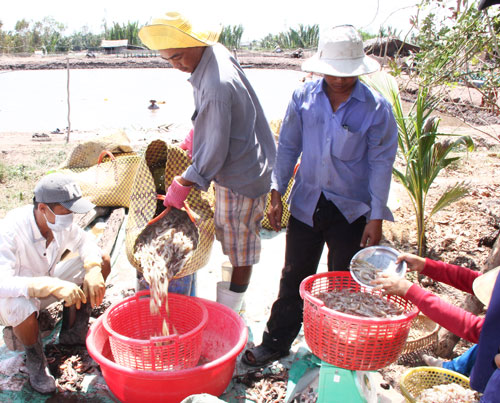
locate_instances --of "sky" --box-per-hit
[0,0,421,42]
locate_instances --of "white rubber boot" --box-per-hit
[216,281,245,313]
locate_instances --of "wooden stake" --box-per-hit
[98,207,126,255]
[66,58,71,143]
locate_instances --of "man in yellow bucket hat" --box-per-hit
[139,12,276,313]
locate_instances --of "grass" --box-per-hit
[0,161,5,183]
[0,145,70,218]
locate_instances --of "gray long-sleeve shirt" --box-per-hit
[182,44,276,198]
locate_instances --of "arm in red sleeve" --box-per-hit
[405,283,484,343]
[421,258,481,294]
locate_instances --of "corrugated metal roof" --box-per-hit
[101,39,129,48]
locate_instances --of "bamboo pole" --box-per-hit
[66,58,71,143]
[486,13,500,64]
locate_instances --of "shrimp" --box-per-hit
[317,289,403,318]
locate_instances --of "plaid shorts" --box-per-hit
[214,184,266,267]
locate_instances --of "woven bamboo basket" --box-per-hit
[401,314,439,355]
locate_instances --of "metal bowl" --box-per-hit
[349,246,407,288]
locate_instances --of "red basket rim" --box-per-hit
[102,290,208,346]
[299,271,419,324]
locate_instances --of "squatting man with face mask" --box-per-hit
[0,173,110,394]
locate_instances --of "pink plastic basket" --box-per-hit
[299,272,419,371]
[103,290,208,371]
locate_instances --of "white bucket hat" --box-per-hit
[302,25,380,77]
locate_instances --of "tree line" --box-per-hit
[0,19,163,54]
[0,19,344,55]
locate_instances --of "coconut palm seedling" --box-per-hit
[362,72,474,256]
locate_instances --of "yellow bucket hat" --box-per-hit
[472,266,500,307]
[138,12,221,50]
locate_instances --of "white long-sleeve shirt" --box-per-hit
[0,205,102,298]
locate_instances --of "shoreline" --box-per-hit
[0,51,306,71]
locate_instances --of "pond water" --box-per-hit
[0,68,304,133]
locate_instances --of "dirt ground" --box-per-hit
[1,52,500,399]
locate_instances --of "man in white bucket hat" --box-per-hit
[243,25,398,366]
[139,12,276,313]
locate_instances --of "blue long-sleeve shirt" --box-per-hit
[271,78,398,226]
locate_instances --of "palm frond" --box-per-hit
[429,182,469,218]
[361,72,401,109]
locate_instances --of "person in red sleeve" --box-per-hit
[372,253,497,345]
[373,252,500,400]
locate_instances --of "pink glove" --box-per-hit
[163,178,191,209]
[179,128,193,159]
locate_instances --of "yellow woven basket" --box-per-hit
[399,367,471,403]
[125,140,215,279]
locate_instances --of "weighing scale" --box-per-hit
[317,362,377,403]
[285,348,379,403]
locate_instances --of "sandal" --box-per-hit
[241,344,289,367]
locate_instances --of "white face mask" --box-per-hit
[44,205,74,232]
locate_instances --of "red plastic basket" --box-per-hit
[87,297,248,403]
[103,290,208,371]
[299,272,419,371]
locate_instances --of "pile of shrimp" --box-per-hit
[417,383,479,403]
[134,209,198,335]
[351,267,382,286]
[350,258,382,286]
[317,289,403,318]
